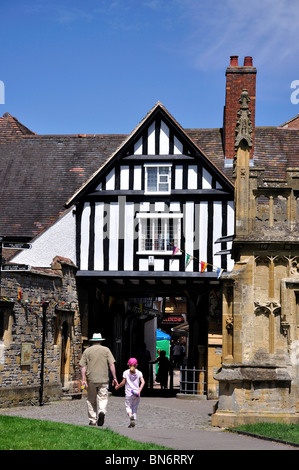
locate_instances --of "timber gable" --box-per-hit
[68,103,235,276]
[66,102,233,205]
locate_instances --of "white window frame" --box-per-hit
[137,213,182,254]
[144,163,172,194]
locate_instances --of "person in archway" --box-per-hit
[79,333,118,426]
[173,341,183,368]
[151,350,170,389]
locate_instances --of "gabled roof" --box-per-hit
[1,107,299,243]
[278,114,299,129]
[0,132,126,238]
[0,113,36,138]
[188,126,299,181]
[65,102,234,207]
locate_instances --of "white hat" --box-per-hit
[90,333,105,341]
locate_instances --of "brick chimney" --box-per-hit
[223,56,257,166]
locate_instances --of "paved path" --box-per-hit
[0,395,297,450]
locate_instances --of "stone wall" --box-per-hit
[0,257,82,407]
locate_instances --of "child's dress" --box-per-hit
[122,368,143,422]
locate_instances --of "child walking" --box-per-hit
[115,358,145,428]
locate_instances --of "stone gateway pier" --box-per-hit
[212,117,299,426]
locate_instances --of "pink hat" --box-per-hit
[128,357,137,366]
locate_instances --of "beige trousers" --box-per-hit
[86,382,109,424]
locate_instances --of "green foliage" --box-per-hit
[0,415,171,450]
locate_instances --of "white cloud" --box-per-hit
[170,0,299,70]
[23,0,299,70]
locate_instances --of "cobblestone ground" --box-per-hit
[111,396,215,431]
[0,394,215,431]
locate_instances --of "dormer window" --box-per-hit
[144,164,172,194]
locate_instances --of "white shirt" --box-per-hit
[123,368,143,397]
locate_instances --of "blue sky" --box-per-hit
[1,0,299,135]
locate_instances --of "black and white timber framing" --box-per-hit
[67,103,234,283]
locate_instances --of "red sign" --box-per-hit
[161,315,184,324]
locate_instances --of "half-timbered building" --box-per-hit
[64,102,234,389]
[68,102,234,274]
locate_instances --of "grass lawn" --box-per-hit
[231,422,299,446]
[0,415,171,450]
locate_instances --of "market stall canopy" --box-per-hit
[156,329,171,340]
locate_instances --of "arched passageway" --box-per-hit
[77,273,222,398]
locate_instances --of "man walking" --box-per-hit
[80,333,118,426]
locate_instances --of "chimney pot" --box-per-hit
[243,56,253,66]
[230,55,239,66]
[224,56,256,165]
